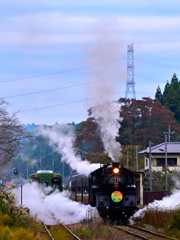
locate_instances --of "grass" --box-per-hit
[2,186,180,239]
[0,186,49,240]
[67,206,180,239]
[132,207,180,238]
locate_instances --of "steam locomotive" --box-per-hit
[89,162,137,222]
[70,162,140,223]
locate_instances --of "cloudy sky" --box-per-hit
[0,1,180,125]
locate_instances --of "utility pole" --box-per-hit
[149,140,152,192]
[165,134,168,191]
[127,151,129,169]
[125,43,136,99]
[52,157,54,172]
[164,126,174,142]
[40,151,42,170]
[136,146,138,171]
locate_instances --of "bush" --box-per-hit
[168,210,180,230]
[2,214,13,227]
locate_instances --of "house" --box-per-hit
[139,142,180,172]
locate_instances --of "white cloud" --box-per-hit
[118,16,180,32]
[0,13,180,48]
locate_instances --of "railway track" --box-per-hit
[113,224,178,240]
[44,223,81,240]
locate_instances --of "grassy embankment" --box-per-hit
[71,208,180,239]
[0,186,49,240]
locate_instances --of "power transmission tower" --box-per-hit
[125,43,136,99]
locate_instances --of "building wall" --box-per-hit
[144,154,180,172]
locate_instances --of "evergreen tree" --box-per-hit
[163,80,171,103]
[164,87,179,114]
[155,74,180,123]
[155,85,163,103]
[171,73,179,90]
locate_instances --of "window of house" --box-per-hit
[146,159,148,167]
[157,158,177,167]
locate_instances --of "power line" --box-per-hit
[21,98,93,112]
[1,57,180,85]
[3,81,91,98]
[135,73,168,83]
[3,75,121,99]
[21,90,125,112]
[0,65,93,84]
[135,57,180,70]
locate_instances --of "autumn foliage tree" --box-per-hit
[118,97,180,147]
[74,117,104,162]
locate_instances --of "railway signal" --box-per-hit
[13,168,18,175]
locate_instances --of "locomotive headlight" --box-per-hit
[113,167,120,174]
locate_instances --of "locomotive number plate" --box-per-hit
[110,176,122,189]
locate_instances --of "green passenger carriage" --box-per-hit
[29,170,63,194]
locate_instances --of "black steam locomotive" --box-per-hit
[89,162,137,222]
[70,162,139,223]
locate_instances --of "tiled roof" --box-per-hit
[139,142,180,154]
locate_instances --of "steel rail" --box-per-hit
[44,223,54,240]
[126,225,178,240]
[62,224,81,240]
[113,225,150,240]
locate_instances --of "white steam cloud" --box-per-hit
[131,189,180,223]
[13,182,98,225]
[39,124,100,175]
[84,19,125,161]
[12,123,101,225]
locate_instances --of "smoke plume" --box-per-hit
[84,19,125,161]
[39,124,100,175]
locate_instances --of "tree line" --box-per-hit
[0,73,180,178]
[155,73,180,123]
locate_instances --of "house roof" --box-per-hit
[139,142,180,154]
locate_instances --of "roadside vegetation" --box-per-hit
[0,186,49,240]
[68,208,180,239]
[132,208,180,238]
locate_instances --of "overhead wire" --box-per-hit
[21,98,93,112]
[0,65,94,84]
[21,91,125,112]
[135,57,180,71]
[1,58,179,112]
[3,75,122,99]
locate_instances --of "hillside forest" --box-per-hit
[1,73,180,185]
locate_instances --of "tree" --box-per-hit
[162,80,171,103]
[155,74,180,123]
[155,85,163,104]
[0,99,30,167]
[171,73,179,91]
[74,117,104,162]
[118,97,180,147]
[120,145,144,171]
[164,87,180,121]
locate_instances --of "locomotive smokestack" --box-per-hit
[112,162,119,169]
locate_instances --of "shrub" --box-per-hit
[168,210,180,230]
[2,214,13,227]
